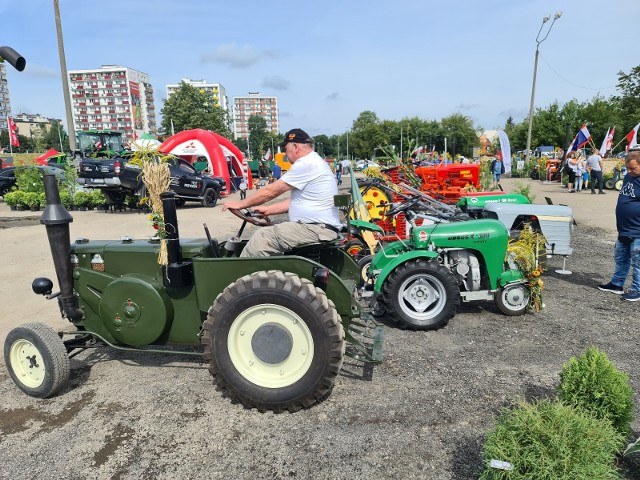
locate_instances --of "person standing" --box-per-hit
[585,149,605,194]
[490,157,505,188]
[341,158,350,175]
[598,150,640,301]
[574,153,586,191]
[223,128,342,257]
[272,162,282,181]
[565,152,579,192]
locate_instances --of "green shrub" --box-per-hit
[511,180,535,203]
[23,191,41,208]
[480,399,623,479]
[89,189,106,207]
[15,165,44,193]
[3,190,20,207]
[558,347,634,435]
[59,190,71,208]
[73,191,91,207]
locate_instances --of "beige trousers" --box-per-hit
[240,222,339,257]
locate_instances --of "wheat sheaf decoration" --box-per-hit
[130,146,171,265]
[507,225,547,312]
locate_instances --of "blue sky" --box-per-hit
[3,0,639,137]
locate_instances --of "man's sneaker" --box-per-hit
[623,291,640,302]
[598,282,624,294]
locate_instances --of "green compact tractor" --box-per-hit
[364,198,532,331]
[3,176,382,412]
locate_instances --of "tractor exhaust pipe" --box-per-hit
[161,192,193,288]
[41,175,84,321]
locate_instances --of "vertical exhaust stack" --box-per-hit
[41,175,84,321]
[161,192,193,288]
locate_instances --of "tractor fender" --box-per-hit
[373,250,439,293]
[349,219,384,234]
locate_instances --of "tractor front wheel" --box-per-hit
[382,259,460,330]
[4,323,70,398]
[494,283,530,316]
[201,271,345,412]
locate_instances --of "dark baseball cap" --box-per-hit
[278,128,314,146]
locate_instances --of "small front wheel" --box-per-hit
[494,283,530,316]
[4,323,70,398]
[615,179,623,191]
[382,259,460,330]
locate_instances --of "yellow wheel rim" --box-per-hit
[354,185,391,220]
[227,304,314,388]
[9,339,45,388]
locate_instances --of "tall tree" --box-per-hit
[248,115,268,160]
[160,81,231,138]
[440,113,477,157]
[613,65,640,134]
[350,111,388,159]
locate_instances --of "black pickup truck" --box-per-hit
[78,156,227,207]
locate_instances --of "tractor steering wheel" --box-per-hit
[227,208,272,227]
[384,196,421,218]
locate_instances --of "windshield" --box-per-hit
[77,132,124,152]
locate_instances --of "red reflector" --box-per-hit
[114,161,121,175]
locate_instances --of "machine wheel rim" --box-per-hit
[9,339,45,388]
[397,273,446,320]
[502,284,529,311]
[227,304,314,389]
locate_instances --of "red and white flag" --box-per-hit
[7,116,19,147]
[263,148,272,161]
[625,123,640,150]
[599,127,615,156]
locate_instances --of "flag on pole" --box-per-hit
[599,127,615,156]
[625,123,640,150]
[565,133,579,155]
[575,124,591,150]
[7,116,20,147]
[263,147,272,161]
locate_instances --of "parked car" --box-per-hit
[0,165,65,197]
[354,160,380,171]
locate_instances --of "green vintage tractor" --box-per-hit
[364,198,533,331]
[3,176,382,412]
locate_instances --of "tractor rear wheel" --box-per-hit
[605,178,615,190]
[382,259,459,330]
[201,271,345,412]
[494,283,530,316]
[4,323,69,398]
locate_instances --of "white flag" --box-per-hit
[599,128,611,156]
[497,130,512,174]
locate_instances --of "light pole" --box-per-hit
[525,11,562,166]
[53,0,77,152]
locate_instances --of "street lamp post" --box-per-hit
[524,11,562,166]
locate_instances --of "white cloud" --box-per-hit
[200,43,277,68]
[262,76,291,91]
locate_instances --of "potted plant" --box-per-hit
[73,191,91,211]
[14,191,27,211]
[89,189,106,210]
[3,190,19,210]
[24,192,41,211]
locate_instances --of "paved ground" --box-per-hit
[1,176,638,479]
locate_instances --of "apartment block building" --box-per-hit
[232,92,279,140]
[68,65,157,140]
[166,78,228,111]
[12,113,62,138]
[0,62,12,131]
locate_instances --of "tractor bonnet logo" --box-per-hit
[419,231,428,241]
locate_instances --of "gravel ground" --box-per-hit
[1,180,640,479]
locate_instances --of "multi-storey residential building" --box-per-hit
[0,62,12,131]
[232,92,279,140]
[166,79,228,111]
[12,113,63,138]
[68,65,157,140]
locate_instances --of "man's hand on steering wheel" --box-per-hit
[227,207,272,227]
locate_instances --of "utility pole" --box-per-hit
[53,0,76,152]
